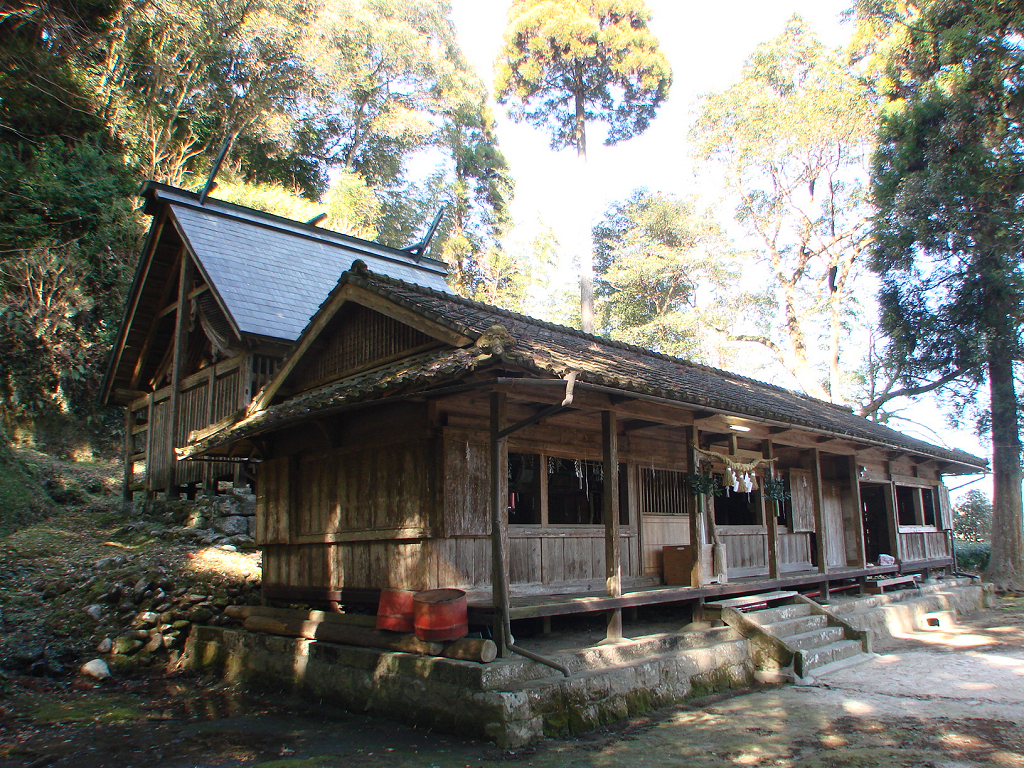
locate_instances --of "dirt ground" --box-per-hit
[1,593,1021,768]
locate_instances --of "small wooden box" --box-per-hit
[663,544,713,586]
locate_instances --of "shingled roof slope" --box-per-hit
[145,182,450,341]
[184,267,987,470]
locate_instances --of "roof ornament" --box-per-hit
[475,325,514,356]
[349,259,370,277]
[198,134,235,205]
[403,206,447,261]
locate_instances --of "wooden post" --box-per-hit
[144,392,154,498]
[602,410,622,641]
[810,447,828,574]
[763,439,780,579]
[883,464,902,562]
[165,255,192,499]
[122,406,134,501]
[847,456,867,568]
[202,365,216,494]
[489,391,510,657]
[685,426,703,586]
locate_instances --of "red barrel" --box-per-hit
[413,588,468,642]
[376,588,416,633]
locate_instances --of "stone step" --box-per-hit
[801,652,877,682]
[744,602,814,625]
[784,625,846,651]
[757,613,828,638]
[799,639,862,674]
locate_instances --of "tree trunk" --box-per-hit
[983,351,1024,590]
[574,75,595,334]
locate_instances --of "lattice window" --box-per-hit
[638,467,689,515]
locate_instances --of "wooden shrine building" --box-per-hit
[106,183,986,656]
[100,182,449,497]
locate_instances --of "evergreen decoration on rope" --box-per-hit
[762,477,790,502]
[685,472,722,497]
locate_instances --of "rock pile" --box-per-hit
[6,552,260,678]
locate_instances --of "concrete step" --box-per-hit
[757,613,828,638]
[785,625,846,651]
[744,602,814,625]
[799,652,878,683]
[800,639,862,674]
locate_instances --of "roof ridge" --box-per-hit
[353,267,853,414]
[142,180,448,271]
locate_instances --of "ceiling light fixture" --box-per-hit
[729,424,751,432]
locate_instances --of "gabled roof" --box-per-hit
[101,182,451,403]
[141,182,450,341]
[183,266,988,473]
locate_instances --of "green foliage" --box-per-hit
[854,0,1024,588]
[685,472,722,498]
[592,189,738,360]
[692,16,875,404]
[495,0,672,154]
[954,541,991,573]
[954,490,993,544]
[762,477,790,502]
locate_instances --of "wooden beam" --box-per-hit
[685,426,704,589]
[810,447,828,574]
[621,418,664,432]
[847,455,867,568]
[129,248,184,389]
[883,467,902,562]
[691,410,716,421]
[603,410,622,641]
[164,255,192,499]
[764,439,779,579]
[490,391,510,657]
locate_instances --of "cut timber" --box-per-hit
[441,638,498,663]
[236,607,497,662]
[244,615,443,655]
[704,590,798,613]
[225,605,377,628]
[864,575,919,595]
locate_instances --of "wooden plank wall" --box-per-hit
[823,483,847,568]
[899,530,950,562]
[720,529,768,577]
[778,531,812,571]
[640,514,691,576]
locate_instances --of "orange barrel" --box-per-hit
[412,588,468,642]
[376,588,416,633]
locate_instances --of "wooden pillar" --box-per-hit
[235,354,253,488]
[686,426,704,587]
[122,406,134,501]
[883,464,902,563]
[763,439,780,579]
[144,392,155,498]
[810,447,828,574]
[603,410,622,640]
[847,456,867,568]
[165,255,192,499]
[202,365,216,494]
[489,391,510,657]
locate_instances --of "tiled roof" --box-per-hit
[147,183,450,341]
[183,267,988,470]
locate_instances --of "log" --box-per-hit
[243,615,443,656]
[441,638,497,663]
[227,604,376,627]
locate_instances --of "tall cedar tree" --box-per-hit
[859,0,1024,589]
[495,0,671,333]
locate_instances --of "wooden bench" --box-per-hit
[704,590,799,613]
[864,575,919,595]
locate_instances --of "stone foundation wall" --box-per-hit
[182,624,753,747]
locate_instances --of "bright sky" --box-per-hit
[447,1,991,499]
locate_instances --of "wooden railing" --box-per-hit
[898,528,950,562]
